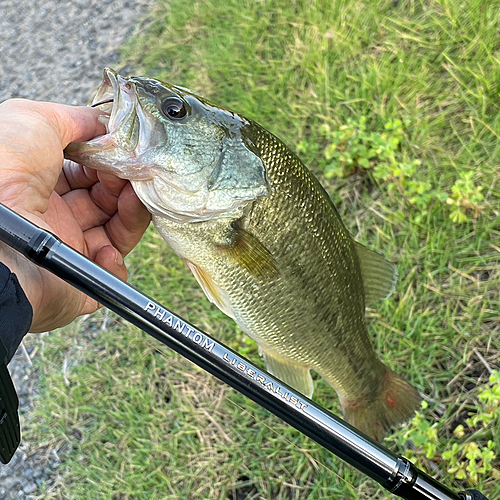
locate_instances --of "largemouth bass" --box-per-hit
[65,68,420,440]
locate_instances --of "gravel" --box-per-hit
[0,0,153,497]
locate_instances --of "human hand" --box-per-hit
[0,99,151,332]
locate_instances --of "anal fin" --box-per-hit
[261,348,314,398]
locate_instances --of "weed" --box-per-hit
[401,372,500,486]
[447,172,485,223]
[319,117,486,223]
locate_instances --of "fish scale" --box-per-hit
[218,124,376,379]
[65,68,420,440]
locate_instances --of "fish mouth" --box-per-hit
[65,68,152,178]
[91,68,135,144]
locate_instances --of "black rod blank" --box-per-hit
[0,203,487,500]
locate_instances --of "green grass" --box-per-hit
[24,0,500,498]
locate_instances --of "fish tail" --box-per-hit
[341,369,421,442]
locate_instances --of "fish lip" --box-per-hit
[92,68,136,141]
[91,67,117,122]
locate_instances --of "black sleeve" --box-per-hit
[0,262,33,363]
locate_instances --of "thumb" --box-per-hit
[0,99,106,147]
[40,101,107,147]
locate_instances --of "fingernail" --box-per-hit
[115,249,124,266]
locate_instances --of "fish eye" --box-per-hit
[160,97,187,120]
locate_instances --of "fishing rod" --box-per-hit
[0,203,489,500]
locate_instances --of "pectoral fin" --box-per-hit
[354,241,398,306]
[187,262,235,320]
[261,348,314,398]
[217,224,279,280]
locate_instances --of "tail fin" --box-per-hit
[342,370,421,442]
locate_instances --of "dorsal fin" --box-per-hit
[354,241,398,306]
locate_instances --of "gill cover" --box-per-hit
[134,130,269,222]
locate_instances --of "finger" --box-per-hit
[77,245,128,316]
[55,169,71,194]
[104,184,151,256]
[57,161,99,195]
[89,177,129,215]
[60,178,130,231]
[83,226,113,261]
[61,189,111,232]
[94,245,128,282]
[97,172,130,198]
[41,102,106,146]
[0,100,105,147]
[59,163,128,211]
[0,100,105,215]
